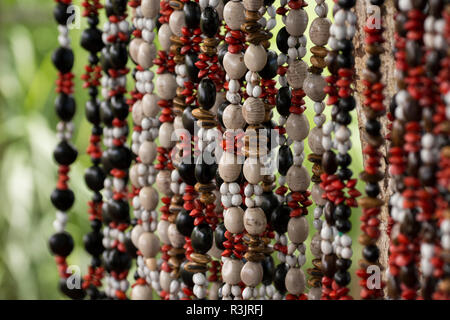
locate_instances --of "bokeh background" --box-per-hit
[0,0,363,299]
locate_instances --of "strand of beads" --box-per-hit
[280,0,311,301]
[127,0,161,300]
[100,0,132,300]
[304,0,330,301]
[219,0,247,301]
[80,0,106,299]
[48,0,86,300]
[356,0,386,300]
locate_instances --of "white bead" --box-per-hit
[321,241,332,255]
[242,287,253,300]
[193,273,206,285]
[244,184,254,197]
[229,182,240,194]
[231,285,241,297]
[286,255,297,267]
[231,194,242,206]
[340,234,352,247]
[341,247,352,259]
[222,283,231,296]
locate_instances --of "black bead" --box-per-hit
[185,53,200,83]
[81,27,104,53]
[91,218,102,232]
[103,248,132,272]
[191,224,213,254]
[366,55,381,72]
[260,191,280,222]
[273,263,288,294]
[49,231,74,257]
[370,0,384,5]
[277,145,293,176]
[182,106,196,136]
[54,140,78,165]
[336,53,354,69]
[200,6,220,38]
[337,39,354,54]
[259,50,278,79]
[335,218,352,233]
[336,110,352,125]
[276,27,289,54]
[197,78,216,109]
[337,167,352,181]
[218,44,228,67]
[108,146,132,170]
[100,101,114,126]
[334,204,351,220]
[83,231,104,256]
[195,158,217,184]
[363,244,380,263]
[322,253,337,277]
[276,86,291,117]
[86,100,100,125]
[217,101,229,129]
[178,158,197,186]
[184,2,201,29]
[107,199,130,223]
[101,149,114,176]
[366,119,381,136]
[365,183,380,197]
[111,95,129,120]
[124,235,138,258]
[180,260,195,287]
[176,209,195,237]
[338,0,356,9]
[109,43,128,69]
[336,153,352,168]
[419,165,436,187]
[262,255,275,285]
[338,96,355,112]
[59,278,86,300]
[84,165,106,191]
[214,223,227,250]
[322,150,338,174]
[53,3,71,25]
[271,204,291,234]
[51,188,75,211]
[399,265,418,288]
[336,258,352,271]
[52,47,74,73]
[55,94,76,122]
[334,270,351,286]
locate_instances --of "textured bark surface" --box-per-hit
[353,1,396,284]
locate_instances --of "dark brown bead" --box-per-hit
[324,201,335,225]
[321,253,337,277]
[322,150,337,174]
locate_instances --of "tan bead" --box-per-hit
[139,186,159,211]
[159,270,173,292]
[139,141,157,165]
[209,282,220,300]
[308,126,325,155]
[157,219,171,244]
[223,104,246,129]
[156,170,173,196]
[243,158,263,184]
[308,287,322,300]
[310,232,322,258]
[138,232,161,258]
[132,100,144,125]
[244,44,267,72]
[286,60,308,89]
[129,164,140,188]
[311,183,326,206]
[223,1,246,30]
[159,121,176,149]
[137,42,156,69]
[285,9,308,37]
[131,284,153,300]
[224,207,245,234]
[304,73,327,102]
[142,93,160,118]
[131,224,144,248]
[158,23,172,51]
[174,114,184,131]
[240,261,263,287]
[168,223,185,248]
[146,257,158,271]
[129,38,143,64]
[242,97,265,125]
[286,165,310,192]
[244,207,267,235]
[169,10,186,37]
[223,52,247,80]
[309,18,331,46]
[141,0,160,18]
[222,258,243,285]
[156,73,177,100]
[285,268,306,295]
[219,152,243,182]
[243,0,264,11]
[287,216,309,244]
[286,113,310,141]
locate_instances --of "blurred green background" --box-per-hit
[0,0,363,299]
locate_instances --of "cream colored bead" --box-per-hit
[242,97,265,125]
[244,44,267,72]
[142,93,160,118]
[223,52,247,80]
[286,9,308,37]
[224,207,245,234]
[223,1,246,30]
[158,23,172,51]
[222,259,243,285]
[156,73,177,100]
[240,261,263,287]
[286,60,308,89]
[285,268,306,295]
[286,113,310,141]
[169,10,186,37]
[219,152,242,182]
[139,186,159,211]
[223,104,246,129]
[159,121,176,149]
[243,158,263,184]
[287,216,309,244]
[286,165,310,192]
[244,207,267,235]
[141,0,160,19]
[168,223,185,248]
[138,231,160,258]
[139,141,157,165]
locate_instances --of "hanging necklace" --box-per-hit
[49,0,85,300]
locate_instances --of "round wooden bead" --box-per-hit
[243,0,264,11]
[157,219,171,244]
[156,73,177,100]
[223,104,246,129]
[242,97,265,125]
[309,18,331,46]
[132,100,144,125]
[286,60,308,89]
[286,165,310,192]
[223,52,247,80]
[169,10,186,37]
[129,38,143,64]
[168,223,185,248]
[142,93,160,117]
[139,141,157,165]
[244,44,267,72]
[224,207,245,234]
[141,0,160,19]
[288,216,309,244]
[138,231,160,258]
[219,152,242,182]
[223,1,246,30]
[285,9,308,37]
[131,224,144,248]
[241,261,263,287]
[244,207,267,235]
[311,183,326,206]
[158,23,172,52]
[243,158,263,184]
[286,113,310,141]
[222,259,243,285]
[139,186,159,211]
[285,268,306,295]
[156,170,173,196]
[159,121,176,149]
[308,126,325,155]
[131,284,153,300]
[304,73,327,102]
[137,42,156,69]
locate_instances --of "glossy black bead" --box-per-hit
[259,50,278,79]
[276,27,289,54]
[184,1,201,29]
[86,100,100,125]
[109,43,128,69]
[84,165,106,191]
[185,53,200,83]
[83,231,104,256]
[100,101,114,126]
[271,204,291,234]
[365,183,380,197]
[338,96,355,112]
[51,188,75,211]
[336,53,354,69]
[178,159,197,186]
[200,6,220,38]
[337,167,353,181]
[81,27,104,53]
[197,78,216,109]
[59,278,86,300]
[217,101,229,129]
[322,253,337,277]
[91,218,102,232]
[176,209,195,237]
[336,153,351,168]
[366,119,381,136]
[54,140,78,165]
[334,204,351,220]
[336,110,352,125]
[53,3,71,25]
[101,149,114,175]
[273,263,288,294]
[370,0,384,5]
[108,145,132,170]
[180,260,195,287]
[277,145,293,176]
[52,47,74,73]
[124,235,138,258]
[322,150,337,174]
[105,0,127,16]
[336,258,352,271]
[49,231,74,257]
[338,0,356,9]
[195,158,217,184]
[191,224,213,254]
[182,106,196,136]
[262,255,275,285]
[100,47,113,73]
[55,94,76,122]
[334,270,351,286]
[103,248,132,272]
[214,223,227,250]
[366,55,381,72]
[107,199,130,223]
[337,39,354,54]
[111,95,129,120]
[260,191,280,222]
[335,218,352,233]
[276,86,291,117]
[363,244,380,263]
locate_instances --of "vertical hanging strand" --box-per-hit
[49,0,85,300]
[128,0,161,300]
[80,0,106,299]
